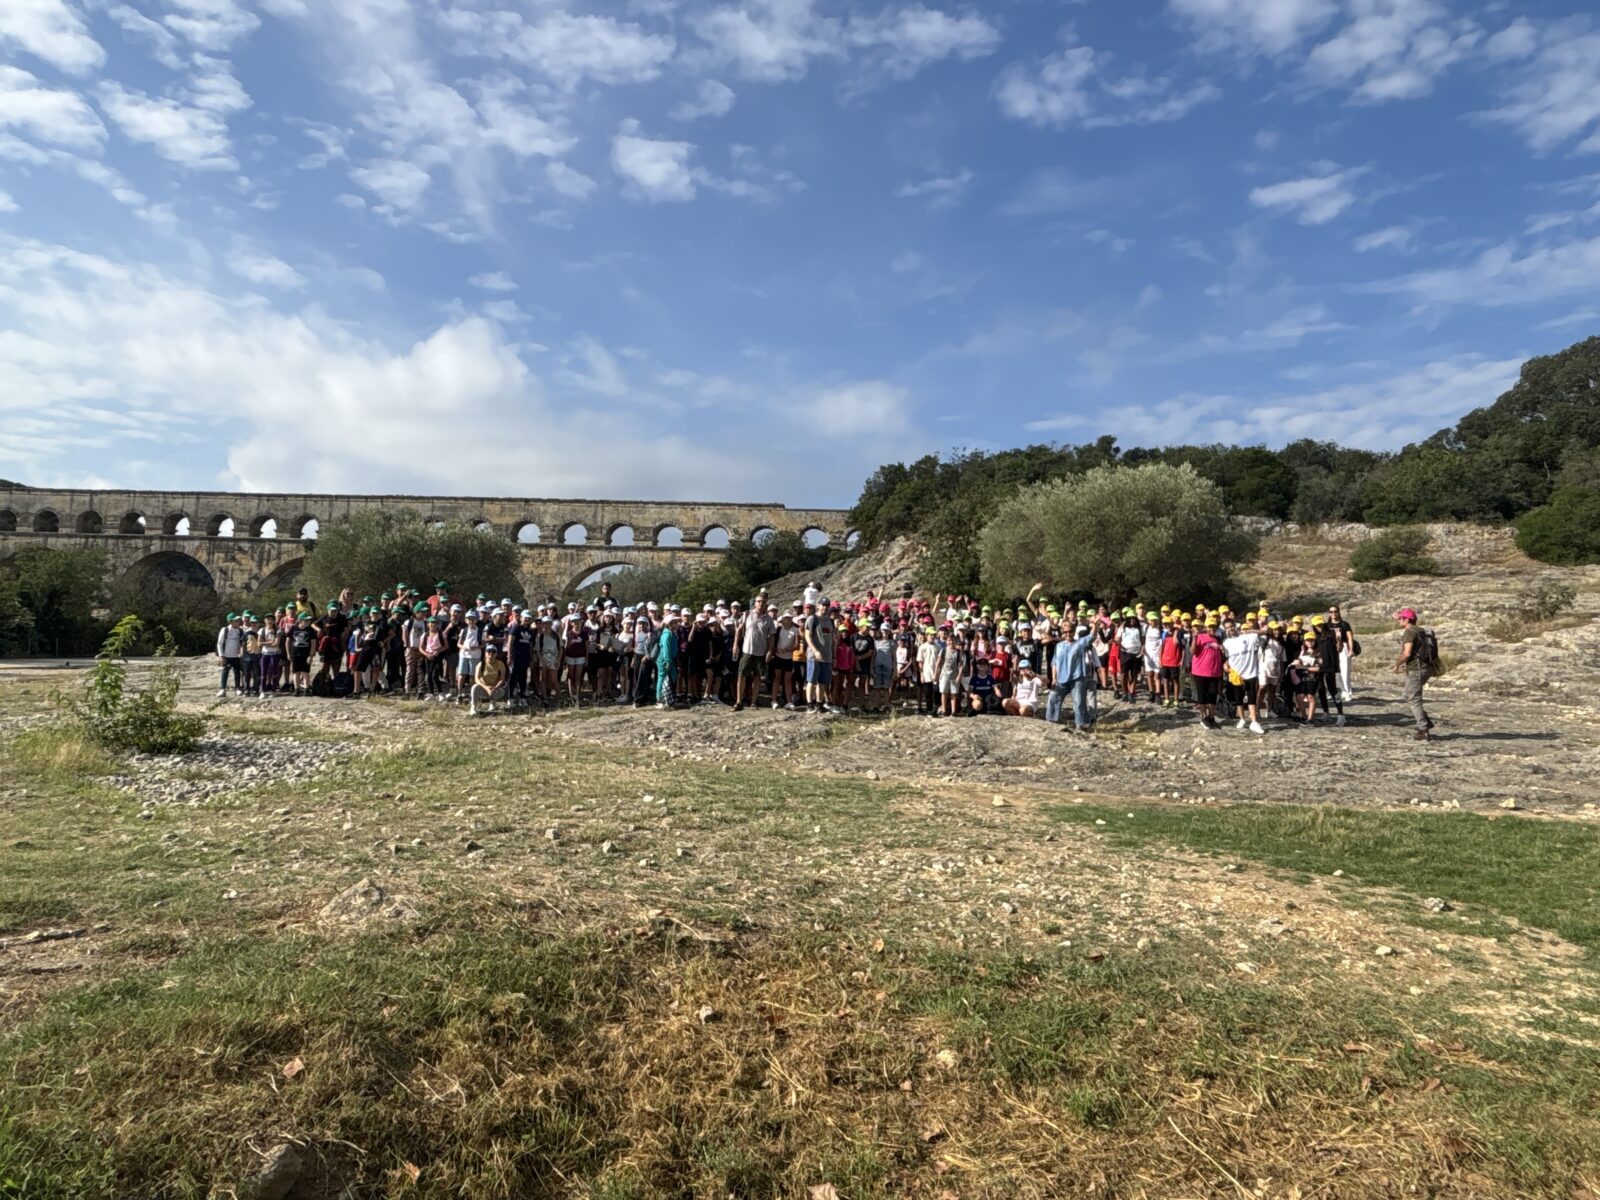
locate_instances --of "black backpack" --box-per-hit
[1414,628,1439,672]
[644,628,664,659]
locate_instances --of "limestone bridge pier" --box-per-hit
[0,486,855,598]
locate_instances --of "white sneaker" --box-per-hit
[216,688,226,698]
[1340,693,1353,704]
[468,705,477,716]
[771,700,780,709]
[656,702,668,710]
[1236,718,1247,730]
[1249,721,1264,735]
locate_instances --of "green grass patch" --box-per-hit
[1048,801,1600,951]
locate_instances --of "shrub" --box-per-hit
[1348,528,1439,582]
[68,615,205,754]
[1515,487,1600,566]
[979,463,1258,603]
[1486,579,1580,642]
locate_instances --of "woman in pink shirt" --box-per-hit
[1188,621,1226,731]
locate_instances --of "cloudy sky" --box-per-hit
[1,0,1597,506]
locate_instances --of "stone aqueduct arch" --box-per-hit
[0,486,855,598]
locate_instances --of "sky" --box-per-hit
[1,0,1599,509]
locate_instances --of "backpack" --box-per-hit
[644,628,664,660]
[1414,628,1439,672]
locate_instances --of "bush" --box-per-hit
[1348,528,1439,582]
[1515,487,1600,566]
[67,615,205,754]
[979,463,1257,603]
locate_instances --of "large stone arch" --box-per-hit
[258,556,308,594]
[0,509,15,532]
[206,513,235,537]
[249,514,278,539]
[564,559,639,595]
[653,523,684,547]
[32,510,60,533]
[606,522,635,546]
[288,514,320,540]
[76,510,104,534]
[119,511,146,535]
[122,550,217,596]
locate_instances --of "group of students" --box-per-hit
[213,577,1438,738]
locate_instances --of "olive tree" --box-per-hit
[302,508,522,604]
[979,463,1256,603]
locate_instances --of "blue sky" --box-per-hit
[2,0,1599,507]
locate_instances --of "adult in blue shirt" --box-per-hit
[1048,624,1096,731]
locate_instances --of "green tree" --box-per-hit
[1515,488,1600,565]
[0,575,36,656]
[301,508,522,605]
[0,546,107,655]
[575,564,689,608]
[1348,528,1440,581]
[979,463,1257,604]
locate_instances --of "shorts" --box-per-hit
[1225,678,1259,706]
[806,661,833,686]
[540,651,559,670]
[1121,657,1143,677]
[738,653,767,679]
[938,673,961,696]
[290,653,310,673]
[458,655,481,676]
[591,650,616,670]
[1194,675,1221,705]
[1160,666,1180,684]
[1144,654,1160,673]
[564,656,587,668]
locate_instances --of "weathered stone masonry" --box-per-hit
[0,486,854,597]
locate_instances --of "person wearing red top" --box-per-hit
[989,639,1013,699]
[1188,622,1226,730]
[1158,619,1183,708]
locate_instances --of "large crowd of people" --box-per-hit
[213,578,1440,739]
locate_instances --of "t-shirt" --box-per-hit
[1013,676,1042,706]
[1190,632,1224,679]
[476,656,507,688]
[1159,631,1183,668]
[1400,626,1423,667]
[1118,623,1144,655]
[970,672,995,700]
[1224,633,1261,682]
[804,615,836,663]
[286,626,315,656]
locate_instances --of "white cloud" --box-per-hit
[0,0,105,75]
[1303,0,1478,103]
[0,232,904,500]
[1366,234,1600,309]
[692,0,1000,86]
[350,158,432,212]
[1479,19,1600,154]
[1168,0,1338,56]
[844,7,1000,81]
[546,160,597,200]
[163,0,261,51]
[226,250,306,290]
[1173,357,1522,449]
[437,7,675,90]
[671,79,736,121]
[1249,164,1369,224]
[469,271,517,293]
[105,3,186,70]
[0,189,16,214]
[0,132,147,209]
[97,81,237,169]
[811,380,910,429]
[995,40,1220,129]
[0,66,104,150]
[894,168,972,209]
[611,121,697,202]
[1352,224,1415,252]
